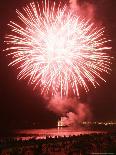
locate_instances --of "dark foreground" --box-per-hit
[0,132,116,155]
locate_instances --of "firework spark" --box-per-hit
[5,1,111,97]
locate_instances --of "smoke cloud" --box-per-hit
[69,0,95,19]
[45,94,92,127]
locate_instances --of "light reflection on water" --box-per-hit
[14,128,105,140]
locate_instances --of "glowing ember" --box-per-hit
[5,1,111,97]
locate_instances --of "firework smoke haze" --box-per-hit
[69,0,79,11]
[5,0,111,98]
[69,0,95,19]
[47,94,91,126]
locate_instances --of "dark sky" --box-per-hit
[0,0,116,129]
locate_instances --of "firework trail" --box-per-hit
[5,0,111,97]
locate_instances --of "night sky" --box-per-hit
[0,0,116,129]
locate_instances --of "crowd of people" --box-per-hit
[0,132,116,155]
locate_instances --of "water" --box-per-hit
[13,128,104,140]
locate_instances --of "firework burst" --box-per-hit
[5,0,111,97]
